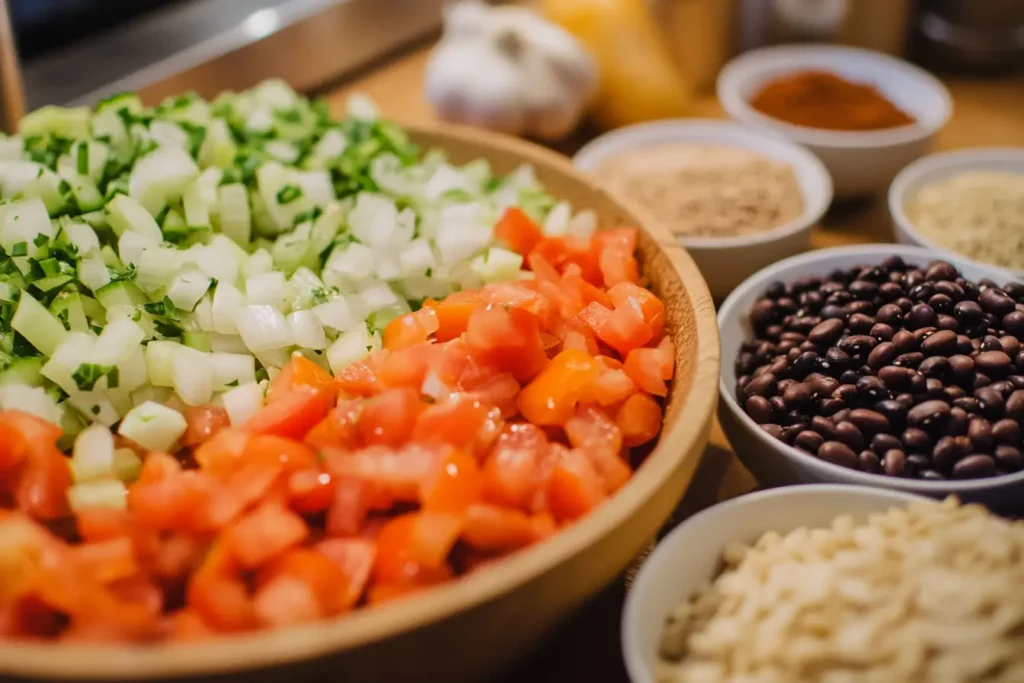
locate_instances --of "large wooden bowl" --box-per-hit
[2,124,720,683]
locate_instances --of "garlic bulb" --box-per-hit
[425,1,598,141]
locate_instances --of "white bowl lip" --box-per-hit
[717,243,1024,494]
[571,118,834,249]
[621,483,929,683]
[717,44,953,150]
[889,146,1024,278]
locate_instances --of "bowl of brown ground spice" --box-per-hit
[718,44,952,198]
[575,119,832,301]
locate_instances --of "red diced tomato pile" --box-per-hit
[0,214,674,643]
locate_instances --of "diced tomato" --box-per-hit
[465,373,520,417]
[181,406,230,447]
[242,388,328,440]
[356,387,424,448]
[336,356,383,397]
[325,476,373,537]
[545,448,606,523]
[147,533,207,582]
[0,417,28,480]
[518,349,600,426]
[256,549,348,621]
[481,423,547,510]
[425,291,481,342]
[590,364,637,406]
[624,348,669,397]
[244,434,318,472]
[267,355,338,411]
[655,336,676,380]
[383,308,440,350]
[565,406,631,493]
[465,306,548,383]
[462,504,534,552]
[287,469,335,515]
[479,282,554,324]
[377,343,442,390]
[75,507,131,543]
[68,538,139,585]
[304,399,362,451]
[609,282,665,337]
[420,448,483,514]
[494,207,543,256]
[166,609,215,642]
[206,461,285,529]
[193,428,250,477]
[186,544,255,633]
[325,445,440,504]
[616,393,663,447]
[373,512,463,585]
[314,538,375,610]
[15,447,71,521]
[222,502,308,570]
[127,466,215,533]
[413,396,492,453]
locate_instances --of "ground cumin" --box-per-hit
[749,70,915,131]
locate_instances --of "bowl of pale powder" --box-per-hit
[575,120,832,301]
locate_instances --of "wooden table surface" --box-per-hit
[325,46,1024,681]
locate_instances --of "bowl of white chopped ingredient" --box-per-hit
[623,485,1024,683]
[574,119,832,301]
[890,147,1024,277]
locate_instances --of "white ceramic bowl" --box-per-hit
[889,147,1024,277]
[573,119,833,301]
[717,44,953,198]
[717,244,1024,511]
[622,485,925,683]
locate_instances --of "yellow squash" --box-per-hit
[542,0,692,129]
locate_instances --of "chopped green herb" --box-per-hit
[153,319,184,339]
[10,243,26,257]
[226,379,240,387]
[76,143,89,176]
[143,296,178,319]
[71,363,116,391]
[32,234,48,247]
[106,366,120,389]
[255,368,270,383]
[90,404,101,415]
[276,184,302,204]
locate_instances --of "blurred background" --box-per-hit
[7,0,1024,114]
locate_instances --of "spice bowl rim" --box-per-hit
[716,44,953,150]
[621,483,929,683]
[571,118,833,249]
[888,146,1024,278]
[717,243,1024,496]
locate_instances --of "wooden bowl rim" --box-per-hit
[0,122,720,680]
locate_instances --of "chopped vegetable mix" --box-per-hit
[0,220,674,642]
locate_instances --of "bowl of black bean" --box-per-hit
[718,244,1024,510]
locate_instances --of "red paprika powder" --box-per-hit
[749,70,916,131]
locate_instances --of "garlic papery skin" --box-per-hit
[425,1,598,141]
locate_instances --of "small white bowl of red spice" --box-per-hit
[717,44,953,198]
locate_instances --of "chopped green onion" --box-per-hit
[276,184,302,204]
[71,363,116,391]
[10,243,26,257]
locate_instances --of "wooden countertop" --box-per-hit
[325,46,1024,681]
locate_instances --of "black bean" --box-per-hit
[807,318,843,346]
[953,454,998,479]
[1002,311,1024,337]
[875,365,910,391]
[995,445,1023,472]
[975,386,1006,419]
[953,397,982,414]
[992,418,1021,445]
[932,435,971,471]
[761,424,784,440]
[818,441,858,469]
[883,449,907,476]
[856,375,889,401]
[920,470,947,480]
[906,454,932,471]
[907,400,951,430]
[837,335,877,357]
[750,299,778,329]
[919,329,957,355]
[893,352,925,369]
[954,300,984,325]
[834,421,865,451]
[948,354,975,379]
[869,323,894,341]
[901,428,931,453]
[866,342,896,370]
[858,450,881,472]
[934,280,964,299]
[891,330,917,354]
[975,350,1012,377]
[794,430,825,453]
[918,356,950,379]
[819,398,846,416]
[810,415,839,440]
[769,396,786,414]
[928,293,953,314]
[1006,390,1024,419]
[847,408,890,435]
[925,261,958,282]
[870,433,902,455]
[936,314,959,331]
[1000,336,1021,359]
[744,373,778,398]
[873,399,907,425]
[876,303,904,325]
[944,385,966,400]
[979,288,1016,316]
[967,418,993,451]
